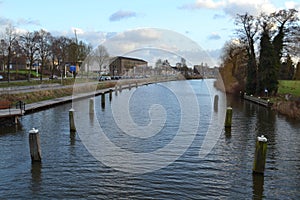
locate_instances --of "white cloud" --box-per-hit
[109,10,137,22]
[225,0,276,16]
[285,1,300,9]
[208,32,221,40]
[99,28,216,66]
[71,27,84,35]
[16,18,40,26]
[180,0,225,10]
[285,1,300,18]
[180,0,277,17]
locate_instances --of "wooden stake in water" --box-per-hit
[101,93,105,109]
[115,86,118,96]
[89,98,94,114]
[214,95,219,112]
[109,89,112,101]
[225,107,232,128]
[69,108,76,132]
[128,83,131,90]
[253,135,268,174]
[135,81,138,88]
[119,85,122,92]
[29,128,42,162]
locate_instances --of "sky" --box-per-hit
[0,0,299,66]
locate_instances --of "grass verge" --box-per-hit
[278,80,300,97]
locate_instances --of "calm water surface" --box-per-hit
[0,80,299,199]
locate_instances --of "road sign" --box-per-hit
[70,65,76,72]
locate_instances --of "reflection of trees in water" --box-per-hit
[255,105,276,146]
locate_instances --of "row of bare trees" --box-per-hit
[0,24,92,82]
[220,9,300,95]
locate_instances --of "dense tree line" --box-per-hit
[219,9,300,95]
[0,24,92,82]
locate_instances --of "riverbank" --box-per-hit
[214,78,300,120]
[0,75,182,121]
[272,100,300,119]
[0,76,180,104]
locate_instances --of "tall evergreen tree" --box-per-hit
[294,62,300,80]
[280,54,294,80]
[258,17,278,95]
[272,9,298,64]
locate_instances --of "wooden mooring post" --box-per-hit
[119,85,122,92]
[135,81,138,88]
[128,83,131,90]
[253,135,268,174]
[225,107,232,128]
[101,93,105,108]
[89,98,94,114]
[29,128,42,162]
[69,108,76,132]
[109,89,113,101]
[115,86,118,96]
[214,95,219,112]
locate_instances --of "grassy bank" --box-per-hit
[278,80,300,97]
[0,78,79,88]
[0,76,180,105]
[0,81,116,104]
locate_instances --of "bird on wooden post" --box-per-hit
[29,128,42,163]
[253,135,268,174]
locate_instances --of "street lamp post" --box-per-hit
[26,59,30,81]
[36,63,38,77]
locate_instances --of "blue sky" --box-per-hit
[0,0,299,65]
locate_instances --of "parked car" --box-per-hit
[111,76,121,80]
[99,76,111,81]
[49,75,58,80]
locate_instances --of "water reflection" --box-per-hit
[0,80,299,199]
[0,122,23,135]
[252,173,264,200]
[224,127,231,138]
[70,131,76,146]
[30,162,42,193]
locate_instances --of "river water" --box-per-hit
[0,79,299,199]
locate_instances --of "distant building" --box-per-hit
[109,56,148,76]
[194,65,219,78]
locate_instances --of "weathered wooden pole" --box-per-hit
[115,87,118,96]
[29,128,42,162]
[224,107,232,128]
[128,83,131,90]
[135,81,138,88]
[15,116,19,124]
[101,93,105,108]
[119,84,122,92]
[214,95,219,112]
[69,108,76,132]
[109,89,113,101]
[253,135,268,174]
[89,98,94,114]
